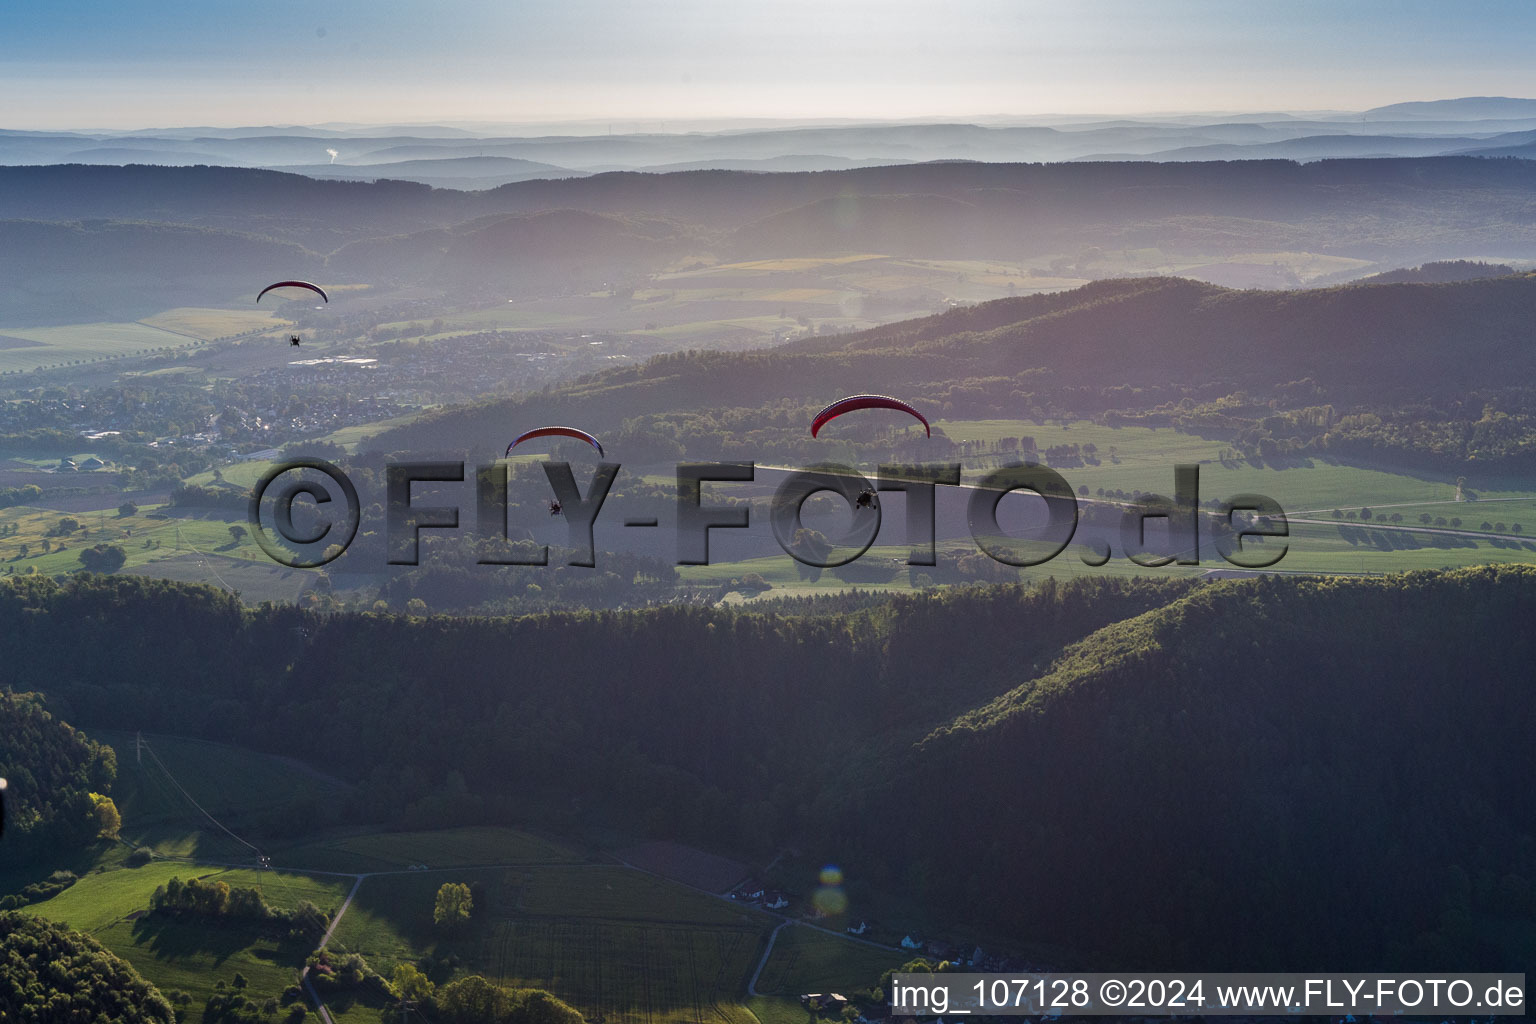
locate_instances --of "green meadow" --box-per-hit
[138,307,287,341]
[30,861,351,1018]
[0,503,269,580]
[0,321,207,374]
[751,925,905,997]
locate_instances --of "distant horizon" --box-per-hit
[11,0,1536,131]
[13,96,1536,138]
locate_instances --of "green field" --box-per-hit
[0,320,207,373]
[936,419,1536,507]
[0,503,271,579]
[96,730,350,860]
[139,307,287,340]
[30,860,351,1019]
[1265,521,1536,575]
[1301,497,1536,532]
[278,827,586,873]
[685,418,1536,590]
[314,412,430,451]
[751,925,907,998]
[183,460,278,489]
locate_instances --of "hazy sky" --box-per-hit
[7,0,1536,129]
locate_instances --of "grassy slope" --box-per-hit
[30,861,351,1018]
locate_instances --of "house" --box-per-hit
[732,880,766,901]
[901,935,923,950]
[846,921,868,935]
[800,994,848,1012]
[763,891,789,910]
[80,457,105,469]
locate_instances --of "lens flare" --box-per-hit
[812,886,849,916]
[819,864,843,886]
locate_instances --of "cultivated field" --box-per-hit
[0,320,207,373]
[138,307,287,340]
[332,862,775,1024]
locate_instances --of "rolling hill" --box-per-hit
[367,273,1536,457]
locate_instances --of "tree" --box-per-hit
[433,882,473,931]
[118,501,138,517]
[228,525,247,544]
[406,597,428,616]
[391,962,435,1002]
[79,544,127,574]
[89,793,121,840]
[0,913,175,1022]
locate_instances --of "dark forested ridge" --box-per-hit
[0,912,175,1023]
[7,158,1536,245]
[2,568,1534,968]
[1356,258,1518,285]
[848,565,1536,969]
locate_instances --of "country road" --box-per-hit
[748,921,789,996]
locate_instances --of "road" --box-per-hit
[748,921,789,996]
[297,875,361,1024]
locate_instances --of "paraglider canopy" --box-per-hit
[810,394,930,438]
[506,426,605,458]
[257,280,329,303]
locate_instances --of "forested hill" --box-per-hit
[6,156,1536,249]
[842,565,1536,969]
[2,568,1536,968]
[369,273,1536,457]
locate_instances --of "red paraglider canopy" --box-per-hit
[506,426,605,458]
[257,280,329,303]
[810,394,930,438]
